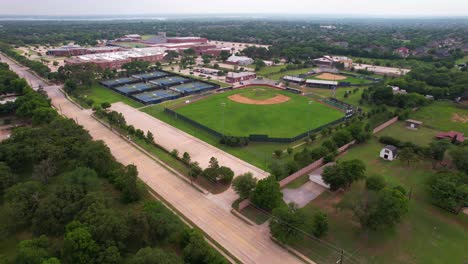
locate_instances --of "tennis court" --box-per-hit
[100,77,139,88]
[114,82,157,95]
[132,89,181,104]
[131,71,169,81]
[149,76,189,87]
[170,82,216,95]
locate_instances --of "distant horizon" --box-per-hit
[2,0,468,18]
[1,13,468,21]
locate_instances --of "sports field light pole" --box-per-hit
[308,101,313,138]
[221,102,226,136]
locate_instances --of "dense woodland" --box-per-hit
[0,19,467,62]
[0,63,227,263]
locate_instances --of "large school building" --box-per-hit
[64,47,166,70]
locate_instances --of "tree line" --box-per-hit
[0,64,227,263]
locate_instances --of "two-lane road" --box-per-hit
[0,53,305,264]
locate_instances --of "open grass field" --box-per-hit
[376,121,439,146]
[84,84,144,108]
[455,55,468,65]
[141,95,334,171]
[257,66,315,80]
[410,101,468,134]
[174,86,344,138]
[306,73,373,85]
[292,137,468,264]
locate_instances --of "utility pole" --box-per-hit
[336,249,344,264]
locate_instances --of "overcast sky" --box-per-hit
[2,0,468,17]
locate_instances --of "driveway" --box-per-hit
[282,182,326,208]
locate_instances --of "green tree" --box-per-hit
[182,229,227,264]
[450,147,468,174]
[188,161,202,185]
[232,172,257,199]
[322,159,366,191]
[428,172,468,213]
[33,157,56,184]
[217,166,234,183]
[182,152,191,165]
[31,107,58,125]
[116,164,140,203]
[352,187,409,230]
[270,203,305,244]
[251,176,283,210]
[16,235,51,264]
[62,223,99,264]
[365,175,386,191]
[429,140,450,168]
[101,102,111,109]
[3,181,43,229]
[130,247,183,264]
[146,131,154,144]
[312,211,328,237]
[399,147,418,166]
[0,162,16,196]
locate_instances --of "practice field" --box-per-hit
[306,73,374,85]
[173,86,344,138]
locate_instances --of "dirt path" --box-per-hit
[228,93,290,105]
[0,53,306,264]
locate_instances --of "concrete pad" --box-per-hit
[282,182,326,208]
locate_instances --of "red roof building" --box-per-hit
[435,131,465,143]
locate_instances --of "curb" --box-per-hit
[58,88,84,110]
[230,209,256,226]
[270,237,316,264]
[146,187,239,264]
[91,114,209,195]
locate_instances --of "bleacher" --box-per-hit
[100,77,139,88]
[169,82,215,95]
[131,71,169,81]
[149,76,189,87]
[132,90,181,105]
[114,82,157,95]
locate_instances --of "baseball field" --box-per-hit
[173,86,344,138]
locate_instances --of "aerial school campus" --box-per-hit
[0,12,467,264]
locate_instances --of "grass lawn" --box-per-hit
[293,137,468,264]
[256,65,288,76]
[410,101,468,134]
[306,74,373,85]
[376,121,439,146]
[455,55,468,64]
[141,97,300,171]
[174,87,344,138]
[141,34,156,40]
[239,204,270,225]
[305,87,370,111]
[84,84,144,108]
[263,67,315,81]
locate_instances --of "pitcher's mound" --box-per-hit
[228,94,290,105]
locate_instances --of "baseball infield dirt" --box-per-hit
[316,73,347,80]
[228,93,291,105]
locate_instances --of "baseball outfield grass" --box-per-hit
[173,86,344,138]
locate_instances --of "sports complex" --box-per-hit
[100,70,219,104]
[166,85,348,142]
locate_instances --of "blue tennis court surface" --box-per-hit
[100,77,138,88]
[131,71,169,81]
[114,82,157,95]
[170,82,215,94]
[132,90,181,104]
[149,76,188,86]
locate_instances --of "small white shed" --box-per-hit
[380,145,398,161]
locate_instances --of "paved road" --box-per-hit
[0,53,304,264]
